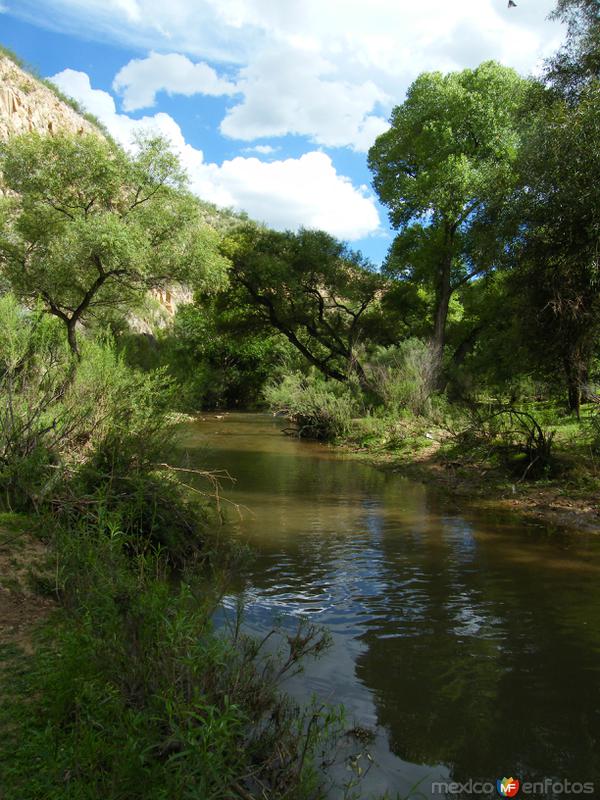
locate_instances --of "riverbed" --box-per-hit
[181,413,600,799]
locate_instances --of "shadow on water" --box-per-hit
[179,413,600,799]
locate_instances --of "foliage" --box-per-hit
[547,0,600,99]
[0,132,228,354]
[221,224,384,391]
[123,302,297,411]
[264,371,361,440]
[587,404,600,455]
[0,513,339,800]
[367,340,437,416]
[453,405,557,480]
[0,293,208,557]
[369,62,531,383]
[0,295,73,508]
[508,81,600,414]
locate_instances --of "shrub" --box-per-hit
[0,295,204,557]
[454,405,556,479]
[0,297,72,508]
[0,516,338,800]
[264,371,360,440]
[588,407,600,455]
[367,339,436,416]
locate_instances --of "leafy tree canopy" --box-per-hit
[221,225,384,389]
[547,0,600,99]
[0,132,228,354]
[369,61,532,381]
[509,82,600,413]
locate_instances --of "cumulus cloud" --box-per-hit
[113,51,237,111]
[203,152,380,238]
[12,0,564,151]
[50,69,381,240]
[112,47,388,151]
[219,48,389,151]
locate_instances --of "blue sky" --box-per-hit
[0,0,564,266]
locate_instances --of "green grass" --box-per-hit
[0,512,340,800]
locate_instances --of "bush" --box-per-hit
[588,407,600,455]
[0,295,205,557]
[121,303,296,412]
[0,516,338,800]
[367,339,436,416]
[264,371,360,440]
[454,405,556,479]
[0,297,72,508]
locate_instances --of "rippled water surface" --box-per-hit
[181,413,600,798]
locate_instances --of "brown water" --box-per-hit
[181,413,600,799]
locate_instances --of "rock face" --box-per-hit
[0,55,98,141]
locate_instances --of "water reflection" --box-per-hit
[181,413,600,798]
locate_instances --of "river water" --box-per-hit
[181,413,600,799]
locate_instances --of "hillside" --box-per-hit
[0,51,99,141]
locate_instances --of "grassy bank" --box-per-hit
[340,404,600,533]
[264,371,600,533]
[0,509,344,800]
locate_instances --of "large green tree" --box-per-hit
[510,83,600,415]
[368,61,530,386]
[0,132,226,355]
[547,0,600,99]
[221,225,383,391]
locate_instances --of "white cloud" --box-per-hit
[50,69,381,241]
[219,47,389,151]
[112,47,387,151]
[202,152,380,238]
[113,51,237,111]
[242,144,278,155]
[112,0,140,22]
[13,0,564,151]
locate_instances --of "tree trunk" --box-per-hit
[348,354,376,398]
[66,319,80,358]
[431,251,453,391]
[564,349,586,418]
[567,381,581,418]
[451,325,482,370]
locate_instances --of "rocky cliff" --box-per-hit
[0,54,98,141]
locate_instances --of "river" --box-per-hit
[181,412,600,799]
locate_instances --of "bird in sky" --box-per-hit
[508,0,517,6]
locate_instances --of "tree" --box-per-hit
[546,0,600,100]
[368,61,530,386]
[0,132,227,355]
[510,84,600,415]
[221,225,383,391]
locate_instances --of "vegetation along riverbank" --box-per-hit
[0,1,599,797]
